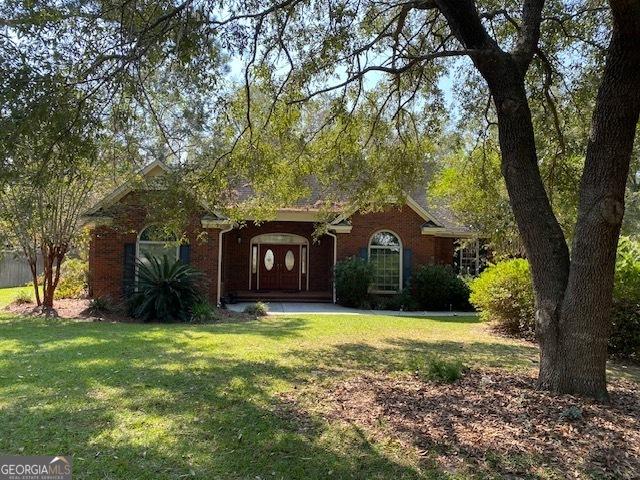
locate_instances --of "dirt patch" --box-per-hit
[281,371,639,478]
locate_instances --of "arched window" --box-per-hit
[137,226,179,264]
[368,230,402,292]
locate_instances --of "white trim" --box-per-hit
[368,229,403,294]
[404,195,442,225]
[328,224,352,234]
[421,226,475,238]
[85,160,171,216]
[202,217,232,228]
[81,216,114,228]
[217,224,234,305]
[244,210,323,222]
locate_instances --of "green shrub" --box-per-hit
[191,301,219,323]
[412,354,464,383]
[243,301,268,316]
[13,290,33,305]
[128,255,203,322]
[372,289,419,311]
[469,259,535,337]
[55,258,88,299]
[614,236,640,303]
[411,264,471,310]
[609,301,640,360]
[88,297,114,316]
[334,257,373,308]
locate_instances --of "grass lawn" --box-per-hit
[0,286,637,479]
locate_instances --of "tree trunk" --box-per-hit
[41,244,67,313]
[538,8,640,399]
[28,259,41,307]
[435,0,640,400]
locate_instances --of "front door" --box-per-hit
[259,244,300,290]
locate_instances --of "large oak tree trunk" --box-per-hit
[437,0,640,399]
[539,7,640,399]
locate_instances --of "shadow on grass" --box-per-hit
[0,318,453,479]
[0,315,625,479]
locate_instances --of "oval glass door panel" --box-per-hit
[285,250,295,271]
[264,249,274,271]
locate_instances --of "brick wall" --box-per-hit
[89,193,455,302]
[88,192,220,302]
[335,205,455,266]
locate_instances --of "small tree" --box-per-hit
[0,74,103,312]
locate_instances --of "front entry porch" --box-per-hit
[220,222,335,304]
[231,290,333,303]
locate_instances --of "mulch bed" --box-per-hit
[280,370,640,478]
[4,298,255,323]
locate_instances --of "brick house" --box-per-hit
[84,160,476,304]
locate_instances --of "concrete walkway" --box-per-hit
[226,301,475,317]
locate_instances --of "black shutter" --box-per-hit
[358,247,368,261]
[403,248,413,290]
[179,244,191,264]
[123,243,136,298]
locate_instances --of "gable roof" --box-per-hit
[84,161,475,237]
[84,159,171,216]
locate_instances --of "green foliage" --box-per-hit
[430,147,583,258]
[469,259,535,337]
[614,236,640,304]
[412,354,464,383]
[334,257,373,308]
[371,289,419,311]
[88,297,115,316]
[609,301,640,360]
[54,258,88,299]
[191,301,220,323]
[411,265,471,311]
[128,255,203,323]
[12,290,32,305]
[243,302,268,317]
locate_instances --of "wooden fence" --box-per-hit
[0,250,42,288]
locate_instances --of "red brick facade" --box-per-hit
[88,194,455,303]
[335,205,454,266]
[88,192,220,301]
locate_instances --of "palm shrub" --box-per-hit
[411,265,471,310]
[469,259,535,337]
[334,257,373,308]
[128,255,203,322]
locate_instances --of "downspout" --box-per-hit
[217,223,234,306]
[326,229,337,304]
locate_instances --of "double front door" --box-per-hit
[259,244,300,290]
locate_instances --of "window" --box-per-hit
[285,250,295,271]
[264,249,274,271]
[251,245,258,274]
[457,240,480,275]
[301,246,307,275]
[137,226,179,265]
[369,231,402,292]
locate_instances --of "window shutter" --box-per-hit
[358,247,368,261]
[123,243,136,297]
[179,244,191,264]
[403,248,413,289]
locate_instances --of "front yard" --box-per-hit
[0,287,638,479]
